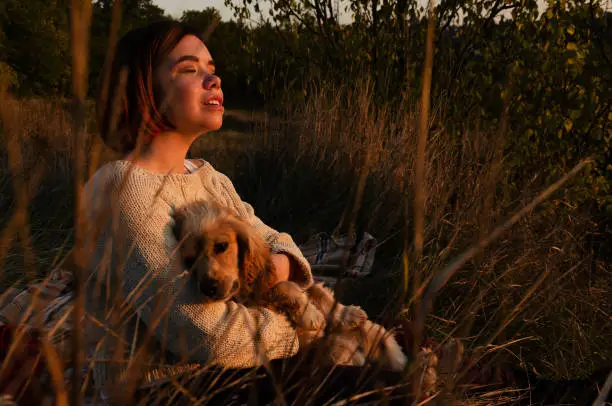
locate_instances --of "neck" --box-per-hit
[125,131,199,174]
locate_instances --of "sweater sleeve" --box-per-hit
[86,171,301,370]
[214,172,313,289]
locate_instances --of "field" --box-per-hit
[0,0,611,403]
[0,84,610,404]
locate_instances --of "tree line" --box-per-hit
[0,0,610,211]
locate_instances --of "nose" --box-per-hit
[203,74,221,90]
[200,279,219,298]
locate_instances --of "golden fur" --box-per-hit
[173,200,408,371]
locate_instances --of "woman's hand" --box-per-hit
[269,253,294,288]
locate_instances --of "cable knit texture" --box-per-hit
[81,159,313,392]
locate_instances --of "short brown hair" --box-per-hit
[97,20,204,154]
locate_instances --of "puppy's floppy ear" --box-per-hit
[172,207,187,242]
[228,217,273,288]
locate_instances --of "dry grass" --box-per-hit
[0,92,112,286]
[0,69,610,404]
[213,78,611,385]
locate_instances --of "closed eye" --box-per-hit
[214,242,229,254]
[179,66,198,74]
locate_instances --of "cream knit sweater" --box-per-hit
[82,159,313,392]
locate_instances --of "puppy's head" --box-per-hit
[173,201,273,302]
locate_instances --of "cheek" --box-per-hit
[165,80,201,120]
[177,80,200,104]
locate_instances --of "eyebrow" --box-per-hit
[172,55,216,73]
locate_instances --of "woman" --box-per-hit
[83,20,407,404]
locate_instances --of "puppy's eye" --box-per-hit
[214,242,229,254]
[184,256,196,269]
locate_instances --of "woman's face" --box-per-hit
[157,35,223,136]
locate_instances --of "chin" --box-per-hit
[201,117,223,132]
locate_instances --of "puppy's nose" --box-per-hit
[200,280,219,298]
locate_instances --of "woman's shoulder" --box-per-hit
[83,160,167,202]
[86,160,132,183]
[83,161,118,193]
[82,161,174,221]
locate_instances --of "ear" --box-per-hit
[230,217,273,290]
[172,207,187,242]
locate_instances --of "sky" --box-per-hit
[153,0,611,22]
[154,0,238,21]
[153,0,443,23]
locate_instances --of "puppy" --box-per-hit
[172,200,325,331]
[172,200,407,371]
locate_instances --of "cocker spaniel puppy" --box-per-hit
[172,200,407,372]
[172,200,325,331]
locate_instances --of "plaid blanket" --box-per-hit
[300,232,377,288]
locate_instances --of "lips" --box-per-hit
[203,94,224,107]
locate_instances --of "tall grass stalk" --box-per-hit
[412,4,436,394]
[69,0,92,404]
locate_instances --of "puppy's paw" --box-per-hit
[327,336,366,367]
[339,305,368,328]
[297,305,327,331]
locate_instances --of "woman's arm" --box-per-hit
[270,253,291,281]
[215,172,313,289]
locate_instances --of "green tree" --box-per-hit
[89,0,169,96]
[180,8,222,35]
[0,0,71,95]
